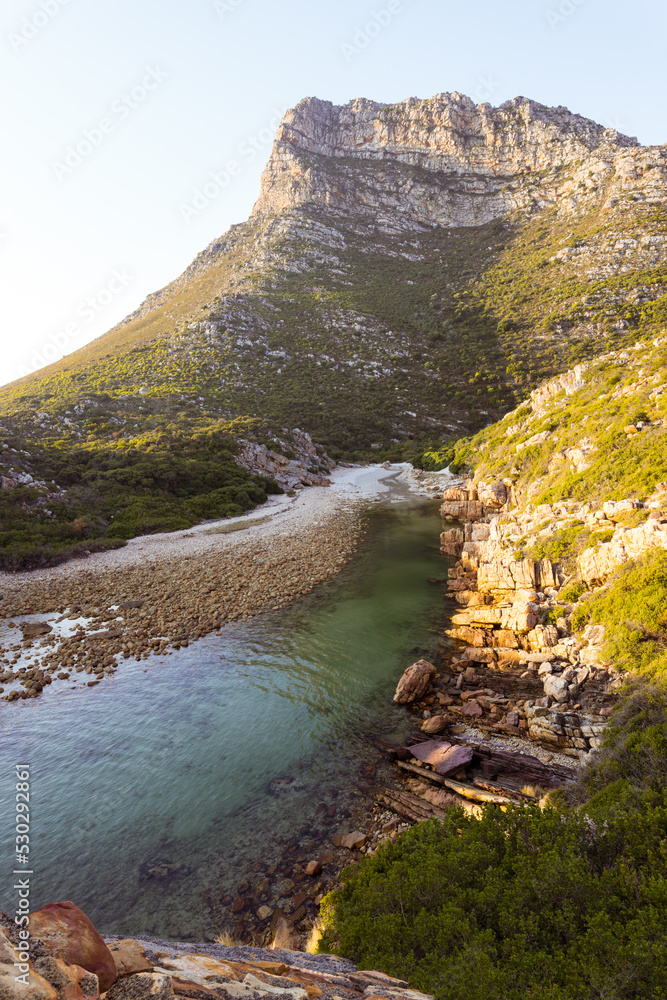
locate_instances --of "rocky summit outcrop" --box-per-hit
[252,93,656,228]
[0,903,433,1000]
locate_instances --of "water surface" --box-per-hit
[0,489,449,940]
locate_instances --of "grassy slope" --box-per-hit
[453,334,667,506]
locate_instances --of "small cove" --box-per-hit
[0,479,452,941]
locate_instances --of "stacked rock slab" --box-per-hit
[440,480,613,756]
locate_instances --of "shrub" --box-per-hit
[319,791,667,1000]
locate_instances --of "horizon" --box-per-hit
[2,0,666,388]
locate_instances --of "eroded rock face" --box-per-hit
[28,902,117,993]
[235,429,334,489]
[252,94,643,228]
[578,516,667,586]
[393,659,436,703]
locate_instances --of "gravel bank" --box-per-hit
[0,465,405,702]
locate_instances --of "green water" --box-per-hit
[0,494,450,941]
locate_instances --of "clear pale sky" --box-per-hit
[2,0,666,387]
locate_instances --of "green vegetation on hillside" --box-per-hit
[320,683,667,1000]
[4,148,667,566]
[449,335,667,507]
[571,549,667,679]
[0,412,282,570]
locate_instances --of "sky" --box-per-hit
[1,0,666,388]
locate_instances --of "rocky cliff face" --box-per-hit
[252,93,660,227]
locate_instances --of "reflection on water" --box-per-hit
[0,495,450,941]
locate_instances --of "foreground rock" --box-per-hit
[0,904,434,1000]
[393,660,436,704]
[28,902,117,993]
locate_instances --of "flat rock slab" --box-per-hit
[410,741,473,776]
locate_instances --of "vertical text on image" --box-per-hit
[13,764,32,984]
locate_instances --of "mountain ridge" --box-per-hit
[2,90,667,565]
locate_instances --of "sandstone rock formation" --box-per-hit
[252,94,647,228]
[28,902,117,993]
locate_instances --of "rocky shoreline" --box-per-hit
[3,466,633,960]
[1,901,434,1000]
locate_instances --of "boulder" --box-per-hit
[269,912,299,951]
[440,500,487,522]
[0,961,58,1000]
[447,626,487,647]
[477,481,507,509]
[20,622,53,640]
[543,675,569,703]
[440,528,464,557]
[461,699,483,717]
[462,647,496,663]
[28,903,117,993]
[420,714,451,734]
[410,741,473,776]
[339,831,368,850]
[304,861,322,877]
[105,974,174,1000]
[107,941,153,978]
[393,660,436,703]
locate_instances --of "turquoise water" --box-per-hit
[0,493,449,941]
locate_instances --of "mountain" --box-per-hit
[2,92,667,566]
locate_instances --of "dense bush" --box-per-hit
[0,426,282,568]
[319,682,667,1000]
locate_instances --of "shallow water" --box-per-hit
[0,486,450,941]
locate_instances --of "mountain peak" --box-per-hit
[252,92,641,225]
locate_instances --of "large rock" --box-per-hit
[410,741,473,776]
[107,942,153,978]
[28,903,117,993]
[339,831,368,850]
[32,957,100,1000]
[477,481,508,509]
[0,963,58,1000]
[393,660,436,703]
[420,714,451,734]
[543,674,570,703]
[20,622,53,640]
[440,500,487,522]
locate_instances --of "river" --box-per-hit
[0,475,450,941]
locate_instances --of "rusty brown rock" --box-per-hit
[107,941,153,978]
[28,902,117,993]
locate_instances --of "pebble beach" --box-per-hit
[0,465,425,701]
